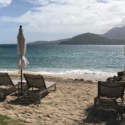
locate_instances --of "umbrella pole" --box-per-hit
[21,69,22,90]
[20,69,24,96]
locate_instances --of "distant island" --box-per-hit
[28,25,125,45]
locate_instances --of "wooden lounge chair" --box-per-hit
[18,74,56,104]
[0,73,19,99]
[94,81,125,116]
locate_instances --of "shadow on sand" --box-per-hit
[7,92,49,106]
[76,105,125,125]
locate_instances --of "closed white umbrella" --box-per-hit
[124,45,125,74]
[17,25,29,89]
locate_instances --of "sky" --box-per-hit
[0,0,125,44]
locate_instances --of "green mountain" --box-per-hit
[50,38,69,44]
[28,38,69,45]
[101,25,125,40]
[28,33,125,45]
[60,33,125,45]
[28,41,48,45]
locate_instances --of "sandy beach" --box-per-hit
[0,72,124,125]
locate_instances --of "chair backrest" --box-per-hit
[0,73,14,86]
[23,74,47,88]
[98,81,125,99]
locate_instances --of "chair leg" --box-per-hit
[94,105,97,116]
[55,85,56,91]
[14,86,17,94]
[94,98,97,116]
[18,91,20,100]
[15,89,17,94]
[18,83,20,100]
[117,106,123,120]
[4,90,6,100]
[40,95,41,104]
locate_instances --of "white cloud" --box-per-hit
[121,17,125,25]
[23,0,49,5]
[24,0,89,5]
[0,0,12,8]
[1,0,125,35]
[24,0,125,5]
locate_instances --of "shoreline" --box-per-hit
[0,68,117,77]
[8,71,109,81]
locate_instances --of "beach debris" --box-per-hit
[85,80,92,83]
[73,78,84,81]
[92,81,98,83]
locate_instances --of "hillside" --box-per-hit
[101,25,125,40]
[28,32,125,45]
[28,38,69,45]
[60,33,125,45]
[50,38,69,44]
[28,41,48,45]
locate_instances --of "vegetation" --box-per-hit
[28,33,125,45]
[60,33,125,45]
[0,114,24,125]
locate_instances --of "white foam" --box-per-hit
[0,69,117,76]
[30,69,117,76]
[0,69,19,73]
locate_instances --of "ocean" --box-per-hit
[0,45,124,78]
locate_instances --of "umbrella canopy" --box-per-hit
[17,26,29,69]
[124,45,125,74]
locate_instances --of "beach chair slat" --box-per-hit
[19,74,56,104]
[24,74,46,88]
[94,81,125,116]
[0,73,19,99]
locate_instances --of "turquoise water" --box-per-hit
[0,45,124,76]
